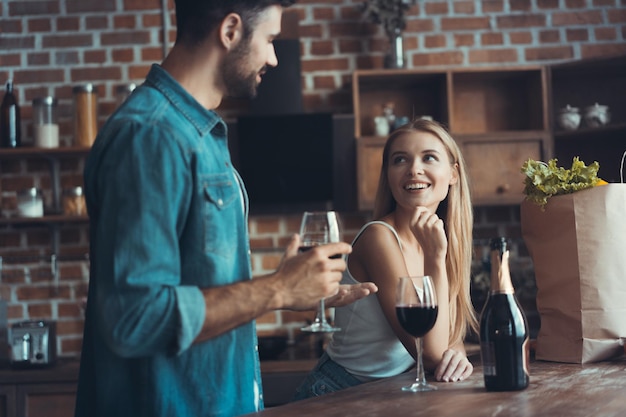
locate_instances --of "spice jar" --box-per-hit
[32,96,59,148]
[17,188,44,218]
[62,186,86,216]
[73,83,98,147]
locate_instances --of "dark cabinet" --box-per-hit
[16,383,76,417]
[0,385,16,417]
[0,361,78,417]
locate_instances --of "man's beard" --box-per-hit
[221,37,263,99]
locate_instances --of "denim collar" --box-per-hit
[144,64,226,138]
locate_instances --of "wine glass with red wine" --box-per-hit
[299,211,342,333]
[396,275,438,391]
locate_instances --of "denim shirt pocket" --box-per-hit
[201,172,240,258]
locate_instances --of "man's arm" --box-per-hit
[193,235,376,343]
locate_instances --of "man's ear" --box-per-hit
[219,13,244,50]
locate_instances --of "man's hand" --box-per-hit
[271,234,352,310]
[325,282,378,308]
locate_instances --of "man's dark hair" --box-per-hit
[175,0,296,45]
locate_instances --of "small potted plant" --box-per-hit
[358,0,416,68]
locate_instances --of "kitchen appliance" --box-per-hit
[10,320,57,368]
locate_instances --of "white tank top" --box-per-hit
[326,221,415,379]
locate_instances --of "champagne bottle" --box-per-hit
[1,79,21,148]
[479,237,530,391]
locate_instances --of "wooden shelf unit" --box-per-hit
[549,55,626,184]
[0,147,90,257]
[353,66,551,210]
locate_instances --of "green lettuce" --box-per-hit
[521,157,601,208]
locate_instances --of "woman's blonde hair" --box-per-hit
[373,118,478,346]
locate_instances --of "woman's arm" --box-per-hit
[348,224,422,360]
[350,217,471,381]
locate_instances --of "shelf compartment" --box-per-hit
[553,127,626,184]
[450,68,547,134]
[352,69,448,137]
[458,132,550,206]
[550,55,626,131]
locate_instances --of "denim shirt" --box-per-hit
[75,65,261,417]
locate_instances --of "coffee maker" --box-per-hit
[10,320,57,368]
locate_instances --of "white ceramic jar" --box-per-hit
[556,105,581,131]
[583,103,610,128]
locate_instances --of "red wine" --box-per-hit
[479,237,530,391]
[298,246,342,259]
[396,305,438,338]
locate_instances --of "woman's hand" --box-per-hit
[434,348,473,382]
[410,207,447,261]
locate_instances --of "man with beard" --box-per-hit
[73,1,377,417]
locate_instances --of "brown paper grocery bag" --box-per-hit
[521,184,626,363]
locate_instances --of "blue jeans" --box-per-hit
[293,353,364,401]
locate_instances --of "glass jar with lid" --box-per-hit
[32,96,59,148]
[73,83,98,147]
[17,188,44,217]
[62,186,86,216]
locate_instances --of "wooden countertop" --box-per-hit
[0,354,316,385]
[0,359,79,384]
[245,356,626,417]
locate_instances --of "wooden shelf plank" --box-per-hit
[0,215,88,226]
[0,147,90,159]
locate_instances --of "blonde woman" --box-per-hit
[295,118,478,399]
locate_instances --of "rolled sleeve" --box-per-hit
[174,285,205,354]
[91,120,200,357]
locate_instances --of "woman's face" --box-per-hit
[386,130,458,213]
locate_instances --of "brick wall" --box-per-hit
[0,0,624,357]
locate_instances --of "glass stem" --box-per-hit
[316,299,327,324]
[415,337,426,385]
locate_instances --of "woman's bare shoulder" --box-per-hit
[354,221,402,256]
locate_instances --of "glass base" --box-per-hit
[401,382,437,392]
[300,322,341,333]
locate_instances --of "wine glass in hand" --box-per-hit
[396,275,438,391]
[299,211,342,333]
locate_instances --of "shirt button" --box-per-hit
[217,198,223,206]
